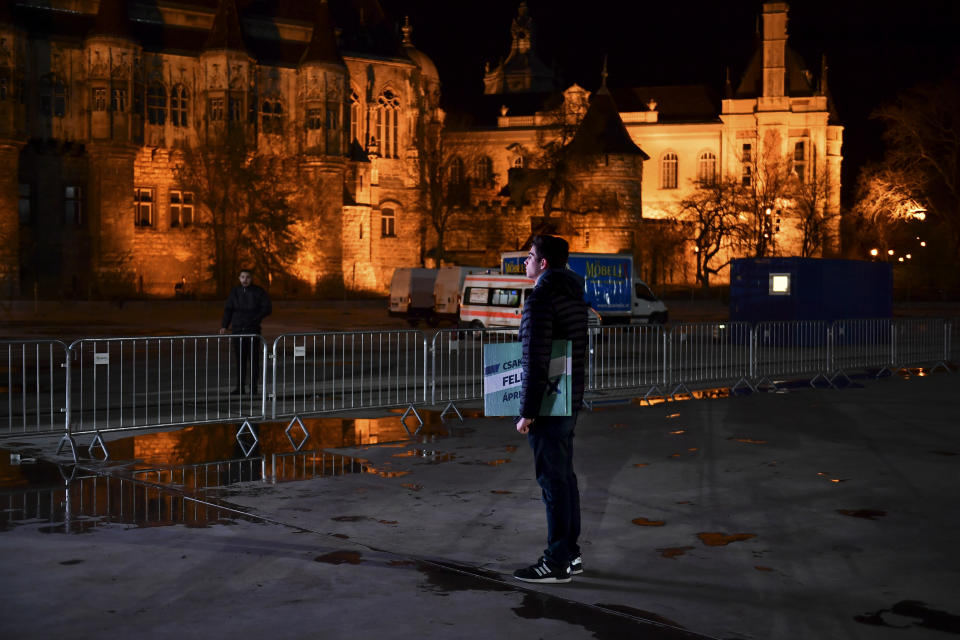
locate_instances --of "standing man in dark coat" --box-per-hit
[513,235,588,584]
[220,269,272,393]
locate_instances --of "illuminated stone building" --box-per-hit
[1,0,439,297]
[0,0,841,298]
[444,1,843,284]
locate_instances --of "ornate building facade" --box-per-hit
[0,0,841,298]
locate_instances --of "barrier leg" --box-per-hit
[401,405,424,436]
[439,402,464,423]
[88,432,109,462]
[56,434,78,464]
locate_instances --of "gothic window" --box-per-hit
[171,85,189,127]
[209,97,224,122]
[697,151,717,185]
[376,89,400,158]
[64,186,84,226]
[169,190,194,228]
[475,156,493,186]
[793,141,807,182]
[350,90,361,144]
[229,97,242,122]
[40,76,67,117]
[513,155,524,169]
[111,88,127,112]
[93,88,107,112]
[326,104,340,154]
[307,108,322,130]
[381,206,396,237]
[660,152,678,189]
[147,83,167,126]
[134,187,155,227]
[448,157,464,185]
[260,98,283,134]
[741,143,753,187]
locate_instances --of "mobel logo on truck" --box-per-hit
[584,259,626,280]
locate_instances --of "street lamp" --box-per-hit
[887,249,895,256]
[870,248,878,257]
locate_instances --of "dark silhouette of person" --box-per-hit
[220,269,272,393]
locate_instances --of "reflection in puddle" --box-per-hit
[392,449,457,464]
[657,546,694,559]
[631,517,665,527]
[697,532,757,546]
[728,437,767,444]
[314,550,362,565]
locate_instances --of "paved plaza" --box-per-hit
[1,368,958,639]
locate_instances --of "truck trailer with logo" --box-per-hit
[500,252,667,324]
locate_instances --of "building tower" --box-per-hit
[0,3,26,297]
[84,0,142,294]
[298,0,349,291]
[483,1,556,94]
[200,0,253,142]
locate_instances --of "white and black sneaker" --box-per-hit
[569,556,583,575]
[513,557,572,584]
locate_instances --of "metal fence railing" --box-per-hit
[1,318,955,454]
[753,321,830,388]
[668,322,754,396]
[271,330,427,419]
[68,335,267,435]
[1,340,69,437]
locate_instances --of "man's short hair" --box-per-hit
[239,269,253,276]
[531,235,569,270]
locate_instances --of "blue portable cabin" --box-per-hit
[730,258,893,322]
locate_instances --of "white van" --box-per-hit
[433,265,493,325]
[459,273,602,330]
[459,273,532,329]
[388,268,438,325]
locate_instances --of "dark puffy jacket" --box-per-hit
[221,284,272,333]
[519,268,588,417]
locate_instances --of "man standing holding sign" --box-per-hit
[513,235,588,584]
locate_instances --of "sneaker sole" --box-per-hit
[570,569,583,575]
[513,575,572,584]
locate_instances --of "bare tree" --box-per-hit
[872,72,960,262]
[175,129,301,295]
[736,142,796,258]
[794,164,840,258]
[677,177,744,288]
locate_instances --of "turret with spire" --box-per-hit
[299,0,348,157]
[483,2,556,95]
[200,0,253,140]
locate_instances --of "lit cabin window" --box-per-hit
[769,273,791,295]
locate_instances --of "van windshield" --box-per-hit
[635,282,658,301]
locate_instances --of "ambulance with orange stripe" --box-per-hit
[458,274,533,329]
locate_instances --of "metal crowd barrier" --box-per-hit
[1,340,69,437]
[271,330,427,430]
[587,324,667,399]
[668,322,753,396]
[753,321,830,388]
[430,328,519,419]
[68,334,267,436]
[1,319,955,457]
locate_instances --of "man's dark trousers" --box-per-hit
[527,412,581,569]
[233,331,260,392]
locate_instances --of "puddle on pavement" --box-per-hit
[594,603,685,629]
[631,386,733,406]
[728,437,767,444]
[657,546,694,559]
[513,592,695,638]
[817,472,850,483]
[837,509,886,520]
[856,601,960,633]
[416,560,514,595]
[314,550,362,565]
[697,532,757,546]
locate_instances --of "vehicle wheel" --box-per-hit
[470,320,484,330]
[427,313,440,328]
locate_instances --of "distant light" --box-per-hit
[898,257,904,262]
[887,249,895,256]
[869,248,878,257]
[920,241,927,247]
[765,207,772,216]
[906,254,912,259]
[693,246,699,253]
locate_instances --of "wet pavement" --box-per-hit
[1,372,959,638]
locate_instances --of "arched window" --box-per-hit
[513,155,524,169]
[171,85,189,127]
[661,152,678,189]
[350,90,362,144]
[147,83,167,125]
[260,97,283,134]
[475,156,493,186]
[381,206,396,237]
[376,89,400,158]
[448,157,464,185]
[697,151,717,185]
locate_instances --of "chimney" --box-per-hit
[762,3,789,98]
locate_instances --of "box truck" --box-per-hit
[388,267,438,325]
[432,265,493,325]
[500,251,667,324]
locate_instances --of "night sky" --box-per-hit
[382,0,960,204]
